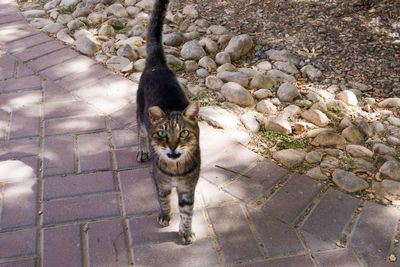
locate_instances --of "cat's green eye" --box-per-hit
[180,130,190,138]
[157,130,167,138]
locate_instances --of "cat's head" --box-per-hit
[148,102,200,162]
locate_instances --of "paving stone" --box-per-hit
[43,193,120,225]
[44,100,96,119]
[0,157,37,182]
[78,132,111,172]
[0,90,42,112]
[246,207,304,256]
[43,171,115,200]
[0,21,40,44]
[348,201,400,258]
[112,128,138,148]
[44,115,106,135]
[0,258,37,267]
[87,219,130,267]
[6,32,52,54]
[207,204,262,263]
[16,62,34,78]
[300,189,360,242]
[0,229,36,258]
[42,224,82,267]
[118,168,159,215]
[14,40,64,62]
[262,173,323,224]
[108,102,137,126]
[40,55,96,80]
[113,146,150,170]
[223,160,289,203]
[0,180,37,229]
[196,178,234,205]
[0,75,41,93]
[43,80,73,102]
[9,104,40,139]
[26,48,78,71]
[301,232,337,251]
[235,254,315,267]
[0,137,39,160]
[42,135,75,177]
[360,253,398,267]
[314,249,361,267]
[132,237,219,267]
[0,54,16,80]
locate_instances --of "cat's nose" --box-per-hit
[169,145,177,151]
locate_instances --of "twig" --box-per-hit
[215,165,251,179]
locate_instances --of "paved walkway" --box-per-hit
[0,1,400,266]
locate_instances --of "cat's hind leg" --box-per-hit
[136,123,151,162]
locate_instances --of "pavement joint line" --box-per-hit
[340,200,365,248]
[80,223,89,267]
[201,204,224,266]
[241,204,267,258]
[27,52,81,72]
[352,248,370,267]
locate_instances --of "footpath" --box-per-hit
[0,0,400,266]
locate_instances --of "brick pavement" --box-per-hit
[0,2,400,266]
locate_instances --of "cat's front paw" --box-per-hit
[136,151,150,162]
[179,231,196,245]
[157,214,171,227]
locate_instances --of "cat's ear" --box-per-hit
[148,106,166,122]
[183,102,199,120]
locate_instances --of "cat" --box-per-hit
[135,0,201,245]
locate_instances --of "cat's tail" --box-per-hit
[146,0,169,66]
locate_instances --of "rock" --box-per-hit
[136,0,154,10]
[238,68,261,78]
[264,117,292,134]
[240,111,260,132]
[134,59,147,71]
[336,90,358,106]
[117,44,137,61]
[205,76,223,90]
[23,9,46,19]
[230,130,251,146]
[388,136,400,146]
[378,98,400,108]
[306,167,329,180]
[346,145,373,158]
[217,63,236,73]
[183,5,198,18]
[351,158,376,172]
[187,83,202,96]
[320,156,341,169]
[221,82,254,107]
[256,100,277,115]
[44,0,59,10]
[273,149,306,168]
[72,7,91,18]
[256,61,272,72]
[30,18,52,29]
[185,60,198,72]
[163,32,183,46]
[266,49,300,66]
[224,34,253,61]
[382,179,400,196]
[56,14,73,25]
[372,121,385,134]
[207,25,229,35]
[332,169,369,193]
[198,37,218,54]
[215,52,231,65]
[314,132,346,147]
[250,74,275,90]
[198,56,217,71]
[373,143,397,156]
[254,89,272,100]
[273,61,298,75]
[388,116,400,127]
[301,65,322,80]
[180,40,206,60]
[277,83,299,102]
[196,68,209,77]
[67,18,85,31]
[339,118,353,129]
[42,23,63,34]
[60,0,79,7]
[353,118,373,138]
[116,36,144,48]
[199,106,239,129]
[294,121,317,132]
[266,69,296,83]
[281,105,301,118]
[305,151,323,164]
[56,29,74,44]
[217,71,248,87]
[301,109,330,127]
[380,160,400,181]
[87,12,104,25]
[74,37,100,56]
[310,101,328,113]
[306,128,336,138]
[106,56,133,72]
[342,126,364,144]
[107,3,128,17]
[98,24,115,37]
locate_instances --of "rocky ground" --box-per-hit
[16,0,400,205]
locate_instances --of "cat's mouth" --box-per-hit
[167,152,182,160]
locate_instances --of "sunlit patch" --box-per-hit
[0,160,35,182]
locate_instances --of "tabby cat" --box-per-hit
[136,0,201,245]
